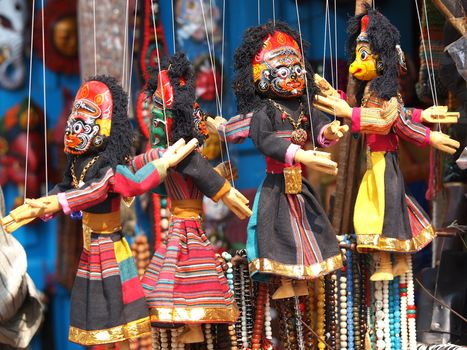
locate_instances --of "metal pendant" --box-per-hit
[291,128,307,146]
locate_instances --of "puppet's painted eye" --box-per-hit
[277,67,289,78]
[73,122,83,134]
[294,66,303,75]
[360,49,369,61]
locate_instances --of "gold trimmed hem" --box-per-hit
[248,254,343,280]
[356,225,436,253]
[149,304,239,324]
[68,317,151,345]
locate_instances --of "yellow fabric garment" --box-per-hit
[354,151,386,235]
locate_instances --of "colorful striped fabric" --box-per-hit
[357,96,399,134]
[219,112,254,144]
[141,219,238,324]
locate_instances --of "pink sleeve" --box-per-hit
[317,123,339,148]
[338,90,347,101]
[285,143,301,166]
[422,128,431,147]
[412,109,422,123]
[351,107,361,133]
[57,192,71,215]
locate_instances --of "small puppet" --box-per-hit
[207,21,348,299]
[130,52,251,344]
[313,7,460,281]
[1,76,198,347]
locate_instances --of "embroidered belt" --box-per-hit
[82,211,122,250]
[265,157,301,174]
[171,199,203,219]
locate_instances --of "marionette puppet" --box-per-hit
[128,52,251,344]
[1,76,198,348]
[207,22,348,300]
[313,7,460,281]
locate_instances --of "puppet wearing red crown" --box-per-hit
[207,22,349,299]
[1,76,199,347]
[313,7,460,281]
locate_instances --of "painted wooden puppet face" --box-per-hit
[253,31,306,98]
[349,15,379,81]
[349,42,378,81]
[64,81,112,155]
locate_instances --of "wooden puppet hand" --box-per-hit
[220,188,252,220]
[214,161,238,182]
[313,95,353,119]
[314,74,340,98]
[421,106,460,124]
[1,195,61,233]
[159,138,199,168]
[295,149,338,175]
[205,116,227,134]
[323,120,349,141]
[429,131,460,155]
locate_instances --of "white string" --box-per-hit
[171,0,176,53]
[123,0,130,87]
[219,0,226,114]
[414,0,437,107]
[295,0,316,150]
[93,0,97,75]
[422,0,439,107]
[24,0,36,202]
[333,0,338,91]
[199,0,222,115]
[41,0,48,196]
[257,0,261,24]
[128,0,139,105]
[151,0,170,147]
[327,2,335,89]
[209,0,219,116]
[322,0,329,80]
[272,0,276,25]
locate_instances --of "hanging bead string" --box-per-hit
[317,276,326,350]
[264,288,273,348]
[252,283,267,350]
[393,277,402,350]
[339,270,348,350]
[239,262,249,348]
[170,328,178,349]
[362,255,370,349]
[352,251,362,349]
[205,324,214,350]
[383,280,392,349]
[159,328,169,350]
[374,281,386,350]
[294,296,306,350]
[233,260,244,347]
[304,281,316,349]
[152,327,160,350]
[345,237,355,350]
[400,272,409,350]
[407,256,417,350]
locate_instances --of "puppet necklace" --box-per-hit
[71,155,100,188]
[269,99,308,146]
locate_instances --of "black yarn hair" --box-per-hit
[232,20,319,117]
[62,75,133,184]
[346,5,401,101]
[146,52,204,145]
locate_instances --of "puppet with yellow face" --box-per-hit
[313,8,460,281]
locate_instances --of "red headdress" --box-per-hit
[357,15,370,43]
[72,81,113,136]
[252,31,302,65]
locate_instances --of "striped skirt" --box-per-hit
[246,173,343,281]
[354,151,436,252]
[68,229,151,345]
[141,218,238,325]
